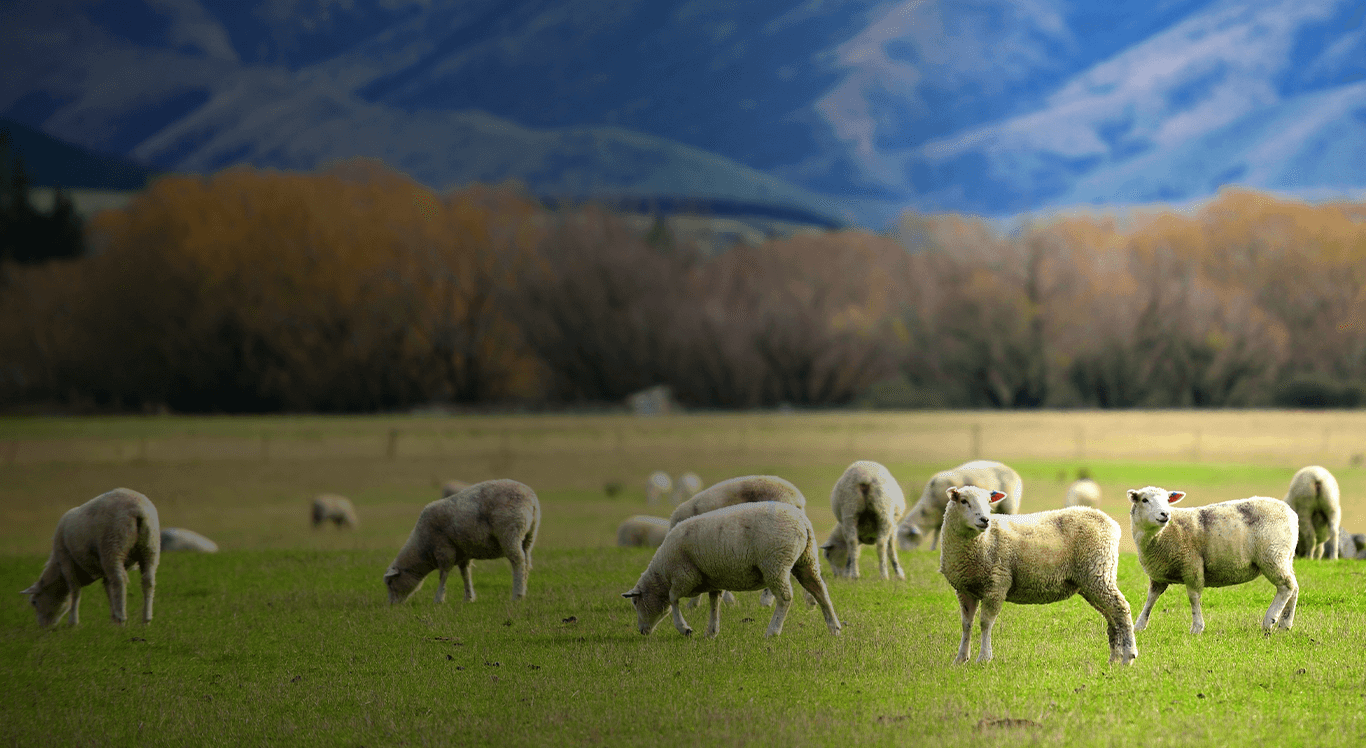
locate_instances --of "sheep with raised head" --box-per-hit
[898,460,1022,551]
[21,488,160,628]
[646,471,673,506]
[938,486,1136,665]
[622,501,841,638]
[159,527,219,553]
[820,460,906,580]
[311,494,358,529]
[440,480,471,499]
[617,515,672,548]
[1128,486,1298,634]
[672,472,704,506]
[384,479,540,604]
[1281,466,1341,559]
[1064,478,1101,508]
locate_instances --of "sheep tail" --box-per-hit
[1314,477,1323,499]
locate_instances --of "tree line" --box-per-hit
[0,159,1361,412]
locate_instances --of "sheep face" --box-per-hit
[944,486,1004,534]
[1128,487,1185,531]
[820,532,851,577]
[383,566,425,605]
[621,587,669,635]
[21,579,70,628]
[897,522,926,550]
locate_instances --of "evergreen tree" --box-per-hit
[0,128,86,264]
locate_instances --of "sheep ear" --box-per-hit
[621,590,642,599]
[988,491,1006,504]
[383,568,401,581]
[20,583,38,595]
[1127,489,1140,503]
[945,487,959,501]
[1167,491,1186,504]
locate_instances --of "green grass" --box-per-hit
[1,549,1362,746]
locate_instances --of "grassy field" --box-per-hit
[0,410,1363,746]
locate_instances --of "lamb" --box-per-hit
[384,479,540,604]
[440,480,471,499]
[672,472,704,506]
[1281,466,1342,559]
[159,527,219,553]
[938,486,1136,665]
[646,471,673,505]
[311,494,358,529]
[1128,486,1298,634]
[21,488,160,628]
[1337,528,1366,560]
[1064,478,1101,508]
[898,460,1023,551]
[616,515,672,548]
[622,501,841,638]
[820,460,906,580]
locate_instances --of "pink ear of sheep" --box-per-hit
[1167,491,1186,504]
[988,491,1006,504]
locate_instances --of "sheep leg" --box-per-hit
[1325,508,1342,560]
[705,591,722,638]
[506,546,528,601]
[670,599,693,637]
[434,567,449,604]
[758,589,773,607]
[1081,585,1137,665]
[792,560,841,635]
[953,591,978,664]
[102,560,129,625]
[882,533,905,581]
[1263,567,1299,631]
[67,584,81,627]
[457,560,476,602]
[1186,587,1205,634]
[722,590,736,605]
[975,598,1001,663]
[842,524,861,579]
[139,558,155,625]
[764,577,794,638]
[1298,513,1320,559]
[1134,580,1168,632]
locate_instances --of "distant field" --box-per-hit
[0,410,1363,746]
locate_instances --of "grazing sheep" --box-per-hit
[939,486,1136,665]
[1281,466,1342,559]
[311,494,358,529]
[617,515,672,548]
[440,480,471,499]
[1128,486,1298,634]
[899,460,1023,551]
[159,527,219,553]
[821,460,906,580]
[1337,528,1366,560]
[622,501,841,638]
[1064,478,1101,508]
[21,488,160,628]
[646,471,673,506]
[672,472,704,506]
[384,480,540,604]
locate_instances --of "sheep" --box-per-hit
[938,486,1136,665]
[820,460,906,580]
[898,460,1023,551]
[621,501,841,638]
[1281,466,1342,560]
[617,515,672,548]
[1064,478,1101,508]
[646,471,673,505]
[672,472,704,506]
[384,479,540,604]
[440,480,471,499]
[21,488,160,628]
[159,527,219,553]
[311,494,358,529]
[1128,486,1298,634]
[1337,528,1366,560]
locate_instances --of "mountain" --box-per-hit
[0,0,1361,227]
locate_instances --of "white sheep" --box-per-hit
[1128,486,1298,634]
[938,486,1136,665]
[159,527,219,553]
[646,471,673,505]
[1064,478,1101,508]
[21,488,160,628]
[1337,528,1366,560]
[899,460,1023,551]
[384,479,540,604]
[440,480,471,499]
[616,515,672,548]
[820,460,906,580]
[622,501,841,638]
[672,472,704,506]
[1281,465,1342,559]
[311,494,358,529]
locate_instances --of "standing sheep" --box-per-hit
[616,515,672,548]
[384,479,540,604]
[939,486,1136,665]
[311,494,358,529]
[1128,486,1298,634]
[899,460,1023,551]
[1064,478,1101,508]
[1281,466,1342,559]
[159,527,219,553]
[622,501,841,638]
[821,460,906,580]
[672,472,704,506]
[21,488,160,628]
[646,471,673,506]
[1337,528,1366,560]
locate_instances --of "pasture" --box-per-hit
[0,410,1363,746]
